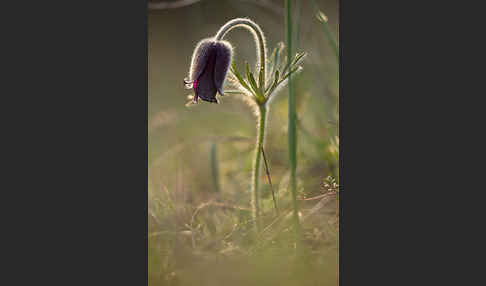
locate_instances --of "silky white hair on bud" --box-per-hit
[186,37,234,103]
[187,38,234,84]
[188,38,213,83]
[213,40,233,95]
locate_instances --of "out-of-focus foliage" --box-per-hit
[149,0,339,285]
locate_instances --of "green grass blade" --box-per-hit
[310,0,339,60]
[317,11,339,59]
[285,0,302,250]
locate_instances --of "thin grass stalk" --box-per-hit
[261,146,279,216]
[322,19,339,60]
[210,142,220,193]
[309,0,339,60]
[294,0,304,48]
[286,0,302,249]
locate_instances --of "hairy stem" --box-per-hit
[251,104,267,231]
[215,18,269,231]
[214,18,267,86]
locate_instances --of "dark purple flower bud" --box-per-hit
[185,38,233,103]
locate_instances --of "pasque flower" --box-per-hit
[185,19,304,107]
[184,39,232,103]
[183,18,305,232]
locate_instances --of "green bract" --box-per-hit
[228,43,305,106]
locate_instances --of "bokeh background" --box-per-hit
[148,0,339,285]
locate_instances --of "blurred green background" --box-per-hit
[148,1,339,285]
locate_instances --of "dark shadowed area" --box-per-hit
[149,0,339,285]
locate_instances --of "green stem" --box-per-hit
[215,18,269,231]
[251,104,266,231]
[286,0,302,249]
[214,18,267,86]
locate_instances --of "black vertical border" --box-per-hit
[4,0,150,283]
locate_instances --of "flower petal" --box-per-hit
[213,41,232,96]
[189,39,214,82]
[195,47,218,103]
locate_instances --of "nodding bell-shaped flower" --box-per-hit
[184,38,232,104]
